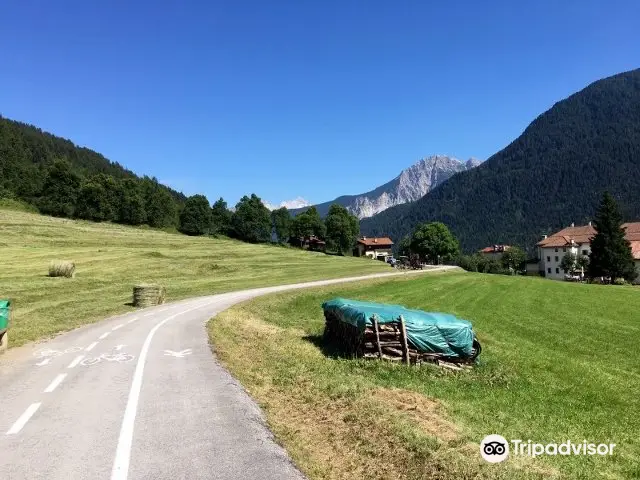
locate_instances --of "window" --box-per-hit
[582,250,588,256]
[562,247,566,252]
[547,267,551,274]
[555,256,559,262]
[556,268,560,274]
[555,248,558,252]
[547,256,550,262]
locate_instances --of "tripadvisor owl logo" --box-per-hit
[480,435,617,463]
[480,434,509,463]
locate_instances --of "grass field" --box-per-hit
[0,208,389,347]
[209,272,640,479]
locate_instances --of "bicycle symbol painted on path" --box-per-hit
[34,346,83,359]
[81,352,135,366]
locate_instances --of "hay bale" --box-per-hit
[49,260,76,278]
[133,284,166,308]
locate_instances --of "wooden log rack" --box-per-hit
[323,310,478,367]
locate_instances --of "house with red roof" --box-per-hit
[479,244,511,260]
[354,236,394,260]
[536,222,640,281]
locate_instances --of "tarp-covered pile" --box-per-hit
[322,297,480,365]
[0,300,10,332]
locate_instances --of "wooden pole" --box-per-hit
[399,315,410,366]
[372,315,383,359]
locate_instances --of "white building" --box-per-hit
[537,222,640,281]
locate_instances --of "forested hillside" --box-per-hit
[0,115,185,227]
[361,69,640,253]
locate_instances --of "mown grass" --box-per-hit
[0,208,389,347]
[209,272,640,479]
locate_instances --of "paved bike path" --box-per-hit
[0,268,454,479]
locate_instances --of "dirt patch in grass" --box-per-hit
[371,387,460,443]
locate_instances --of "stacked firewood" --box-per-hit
[323,311,476,369]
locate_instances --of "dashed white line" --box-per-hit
[67,355,85,369]
[127,318,137,324]
[44,373,67,393]
[86,341,98,352]
[112,324,124,331]
[6,403,42,435]
[99,332,111,340]
[143,312,154,317]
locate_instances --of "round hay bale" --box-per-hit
[49,260,76,278]
[133,284,166,308]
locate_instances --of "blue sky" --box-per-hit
[1,1,639,207]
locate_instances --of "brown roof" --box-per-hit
[357,237,394,247]
[623,222,640,241]
[480,245,511,253]
[537,222,640,248]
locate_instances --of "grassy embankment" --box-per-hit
[0,206,389,347]
[210,272,640,480]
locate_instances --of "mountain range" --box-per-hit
[361,68,640,253]
[290,155,481,219]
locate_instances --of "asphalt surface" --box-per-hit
[0,267,454,479]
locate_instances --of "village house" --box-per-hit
[536,222,640,282]
[479,244,511,260]
[354,236,394,260]
[294,235,326,252]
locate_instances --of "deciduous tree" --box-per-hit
[324,204,359,255]
[179,194,212,235]
[211,197,232,236]
[410,222,459,265]
[501,246,526,273]
[290,206,325,241]
[231,194,271,243]
[37,160,81,217]
[271,207,292,243]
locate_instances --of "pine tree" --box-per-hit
[588,192,637,283]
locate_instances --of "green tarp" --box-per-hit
[0,300,10,331]
[322,297,475,358]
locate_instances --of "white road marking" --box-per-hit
[67,355,85,369]
[115,344,126,351]
[112,324,124,331]
[99,332,111,340]
[127,317,138,324]
[44,373,67,393]
[111,302,212,480]
[35,358,52,366]
[6,403,42,435]
[163,349,192,358]
[86,342,99,352]
[143,312,154,317]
